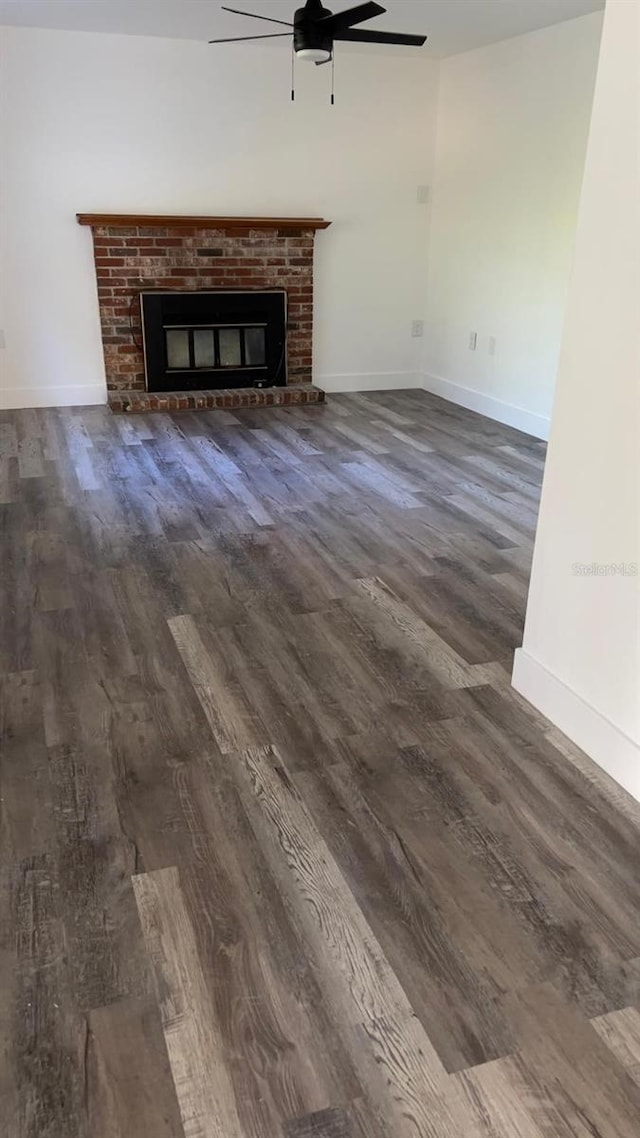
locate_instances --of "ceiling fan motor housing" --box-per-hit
[294,4,333,56]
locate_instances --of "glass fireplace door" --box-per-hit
[164,324,267,375]
[141,290,286,392]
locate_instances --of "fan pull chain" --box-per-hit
[291,41,295,101]
[331,49,335,105]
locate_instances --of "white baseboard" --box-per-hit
[0,384,107,410]
[421,372,550,440]
[319,371,421,393]
[512,647,640,802]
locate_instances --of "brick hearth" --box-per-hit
[77,213,330,409]
[109,383,325,413]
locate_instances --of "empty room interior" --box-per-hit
[1,0,640,1135]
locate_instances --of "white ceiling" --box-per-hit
[0,0,605,58]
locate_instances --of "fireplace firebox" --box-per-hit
[140,290,287,392]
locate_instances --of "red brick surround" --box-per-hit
[78,215,329,394]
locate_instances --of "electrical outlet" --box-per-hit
[489,336,496,356]
[412,320,424,338]
[417,185,430,204]
[469,331,477,351]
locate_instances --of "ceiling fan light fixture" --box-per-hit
[209,1,428,93]
[296,46,332,62]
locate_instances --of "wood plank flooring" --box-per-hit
[1,390,639,1137]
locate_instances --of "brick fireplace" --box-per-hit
[77,213,330,411]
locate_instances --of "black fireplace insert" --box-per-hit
[140,289,287,392]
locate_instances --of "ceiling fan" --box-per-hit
[208,1,427,65]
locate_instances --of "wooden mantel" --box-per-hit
[76,213,331,231]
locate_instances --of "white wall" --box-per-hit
[513,0,640,800]
[423,13,603,439]
[0,27,438,408]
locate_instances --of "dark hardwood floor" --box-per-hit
[1,389,640,1137]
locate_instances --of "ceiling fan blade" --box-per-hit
[221,6,293,26]
[319,2,385,34]
[208,32,293,42]
[333,28,427,46]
